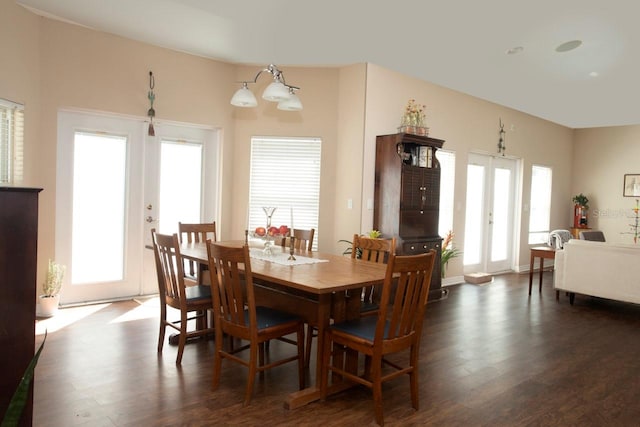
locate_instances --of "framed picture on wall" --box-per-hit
[623,174,640,197]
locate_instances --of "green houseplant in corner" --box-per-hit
[572,193,589,209]
[38,260,65,317]
[572,193,589,227]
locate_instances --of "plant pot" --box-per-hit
[573,204,588,228]
[38,294,60,317]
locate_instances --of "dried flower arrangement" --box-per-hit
[398,99,428,135]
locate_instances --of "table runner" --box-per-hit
[249,248,328,266]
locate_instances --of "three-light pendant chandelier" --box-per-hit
[230,64,302,111]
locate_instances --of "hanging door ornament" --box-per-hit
[147,71,155,136]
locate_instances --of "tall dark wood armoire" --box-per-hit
[0,187,42,426]
[373,133,445,301]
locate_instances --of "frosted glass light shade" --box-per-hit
[262,81,290,101]
[230,86,258,107]
[277,93,303,111]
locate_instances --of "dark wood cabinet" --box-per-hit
[0,187,42,426]
[373,133,445,301]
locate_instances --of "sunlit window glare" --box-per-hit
[72,132,126,285]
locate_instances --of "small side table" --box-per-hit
[529,246,556,295]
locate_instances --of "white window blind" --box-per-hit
[528,165,553,244]
[248,136,321,249]
[0,99,24,184]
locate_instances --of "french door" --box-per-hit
[463,153,518,273]
[141,123,220,295]
[56,110,219,304]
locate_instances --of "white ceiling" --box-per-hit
[17,0,640,129]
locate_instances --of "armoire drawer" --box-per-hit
[402,240,440,255]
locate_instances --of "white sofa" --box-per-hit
[554,239,640,305]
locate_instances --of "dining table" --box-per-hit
[179,239,389,409]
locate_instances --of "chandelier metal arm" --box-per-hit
[241,64,299,90]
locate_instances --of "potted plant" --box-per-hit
[38,260,65,317]
[572,193,589,227]
[572,193,589,209]
[441,230,462,278]
[1,333,46,426]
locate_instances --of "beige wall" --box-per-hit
[2,1,237,288]
[230,65,340,251]
[2,2,343,288]
[332,63,368,254]
[2,0,609,291]
[362,64,574,278]
[0,0,43,281]
[0,1,41,186]
[574,125,640,244]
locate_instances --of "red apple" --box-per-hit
[279,225,289,235]
[255,226,266,237]
[268,226,279,236]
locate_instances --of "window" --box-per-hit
[528,165,552,244]
[248,136,321,249]
[436,149,456,238]
[0,99,24,184]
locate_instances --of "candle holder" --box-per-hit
[288,236,296,261]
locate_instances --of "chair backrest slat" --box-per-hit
[178,221,216,277]
[208,243,255,330]
[281,228,315,251]
[179,221,217,243]
[376,251,435,342]
[351,234,397,305]
[151,229,188,308]
[352,234,396,263]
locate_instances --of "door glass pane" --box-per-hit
[491,167,511,261]
[463,164,484,265]
[72,132,127,284]
[158,140,203,234]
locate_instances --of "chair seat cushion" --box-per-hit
[331,316,390,341]
[247,306,301,330]
[184,285,211,302]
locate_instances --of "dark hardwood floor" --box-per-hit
[33,272,640,426]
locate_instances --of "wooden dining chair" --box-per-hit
[320,250,436,426]
[280,228,315,251]
[303,234,395,368]
[351,234,396,316]
[206,242,305,406]
[151,229,214,365]
[178,221,217,284]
